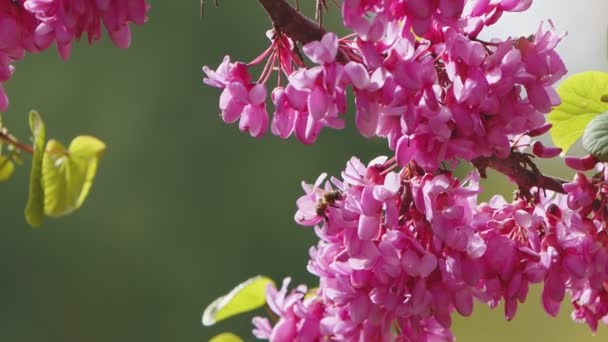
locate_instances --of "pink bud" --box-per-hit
[527,124,552,137]
[532,141,561,158]
[564,155,598,171]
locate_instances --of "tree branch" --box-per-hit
[472,152,568,195]
[257,0,326,45]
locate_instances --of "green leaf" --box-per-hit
[548,71,608,152]
[25,110,46,227]
[42,135,106,217]
[202,275,274,326]
[582,111,608,161]
[0,156,14,181]
[208,333,243,342]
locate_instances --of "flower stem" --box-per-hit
[256,0,326,45]
[0,130,33,154]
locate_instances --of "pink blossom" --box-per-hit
[252,278,324,341]
[24,0,149,60]
[203,56,269,137]
[0,0,37,111]
[288,158,489,340]
[204,8,566,170]
[197,1,608,339]
[0,0,149,111]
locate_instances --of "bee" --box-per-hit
[315,190,343,221]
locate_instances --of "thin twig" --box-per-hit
[472,152,567,195]
[0,131,33,154]
[200,0,220,19]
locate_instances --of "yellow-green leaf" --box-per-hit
[202,275,274,326]
[208,333,243,342]
[25,110,46,227]
[0,156,14,181]
[42,135,106,217]
[548,71,608,152]
[11,151,23,166]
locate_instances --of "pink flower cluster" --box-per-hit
[251,157,608,341]
[342,0,533,38]
[202,0,566,170]
[201,0,608,340]
[475,164,608,330]
[0,0,149,111]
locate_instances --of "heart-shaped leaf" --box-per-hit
[209,333,244,342]
[202,275,274,326]
[582,111,608,161]
[42,135,106,217]
[25,110,46,227]
[548,71,608,152]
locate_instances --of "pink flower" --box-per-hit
[250,156,608,339]
[291,158,489,340]
[0,0,149,111]
[24,0,149,60]
[204,8,566,170]
[302,32,338,65]
[0,0,38,111]
[252,278,324,341]
[203,56,269,137]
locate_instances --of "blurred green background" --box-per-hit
[0,1,606,341]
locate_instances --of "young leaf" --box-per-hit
[0,156,14,181]
[202,275,274,326]
[582,111,608,161]
[25,110,46,227]
[209,333,244,342]
[548,71,608,153]
[42,136,106,217]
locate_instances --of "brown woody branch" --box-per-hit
[472,152,567,195]
[257,0,327,45]
[256,0,349,62]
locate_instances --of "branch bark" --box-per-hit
[257,0,326,45]
[472,153,567,195]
